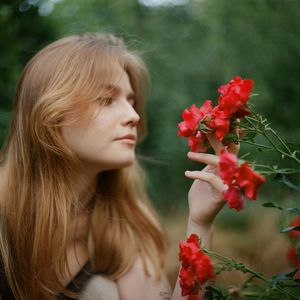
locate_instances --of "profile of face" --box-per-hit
[61,65,140,175]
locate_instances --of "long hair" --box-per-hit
[0,33,166,300]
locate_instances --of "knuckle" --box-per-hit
[206,173,214,181]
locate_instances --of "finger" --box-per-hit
[202,165,216,173]
[206,133,223,156]
[185,170,227,193]
[187,152,220,167]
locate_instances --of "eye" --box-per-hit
[102,97,114,106]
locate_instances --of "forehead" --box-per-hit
[114,67,133,92]
[103,66,134,96]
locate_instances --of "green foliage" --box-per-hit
[263,202,300,215]
[0,0,59,145]
[1,0,300,212]
[203,246,300,299]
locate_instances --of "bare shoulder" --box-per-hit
[78,256,172,300]
[79,275,120,300]
[117,255,172,300]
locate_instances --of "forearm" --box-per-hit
[171,216,213,300]
[186,216,213,249]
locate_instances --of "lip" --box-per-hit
[117,138,136,145]
[115,134,137,145]
[116,134,137,141]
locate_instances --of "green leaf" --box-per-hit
[262,202,283,210]
[280,225,300,233]
[275,173,300,192]
[263,202,300,215]
[242,131,257,141]
[285,208,300,215]
[286,142,300,152]
[198,122,212,133]
[272,269,299,282]
[223,132,239,143]
[204,285,227,299]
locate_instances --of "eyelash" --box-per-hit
[104,97,114,105]
[102,97,135,107]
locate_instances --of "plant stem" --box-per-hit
[240,140,273,150]
[269,128,293,155]
[202,248,299,299]
[244,113,300,165]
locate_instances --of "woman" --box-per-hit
[0,33,238,300]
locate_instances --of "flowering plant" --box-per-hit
[178,76,253,152]
[179,234,215,299]
[178,77,300,299]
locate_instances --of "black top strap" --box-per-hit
[0,260,94,300]
[58,261,93,300]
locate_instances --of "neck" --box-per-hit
[76,167,98,209]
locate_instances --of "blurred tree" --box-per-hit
[0,0,59,144]
[1,0,299,212]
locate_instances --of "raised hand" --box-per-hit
[185,134,240,228]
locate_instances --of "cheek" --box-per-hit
[61,121,106,156]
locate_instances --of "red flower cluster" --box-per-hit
[179,234,215,299]
[286,216,300,275]
[178,76,253,152]
[287,246,300,269]
[287,216,300,240]
[219,149,265,211]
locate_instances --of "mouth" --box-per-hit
[115,134,137,145]
[116,134,137,141]
[117,139,136,145]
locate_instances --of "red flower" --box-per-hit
[178,76,255,152]
[199,99,214,115]
[179,267,199,296]
[188,295,201,300]
[219,150,265,211]
[178,101,213,138]
[209,106,231,141]
[194,252,215,284]
[223,186,245,211]
[287,246,300,268]
[179,234,201,268]
[235,162,266,200]
[178,104,202,137]
[188,133,208,153]
[219,149,238,185]
[179,234,215,298]
[218,76,253,119]
[287,217,300,240]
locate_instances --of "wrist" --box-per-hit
[188,215,213,231]
[187,216,213,249]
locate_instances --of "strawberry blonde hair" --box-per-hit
[0,33,166,300]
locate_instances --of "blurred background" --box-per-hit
[1,0,300,292]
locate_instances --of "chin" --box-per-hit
[119,157,136,168]
[106,154,136,170]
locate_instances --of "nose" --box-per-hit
[121,101,140,127]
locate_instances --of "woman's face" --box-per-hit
[61,66,140,175]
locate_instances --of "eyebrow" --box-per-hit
[104,84,135,100]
